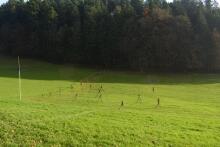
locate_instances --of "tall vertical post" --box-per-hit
[18,56,22,101]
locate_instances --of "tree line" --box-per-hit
[0,0,220,71]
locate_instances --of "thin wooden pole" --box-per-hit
[18,56,22,101]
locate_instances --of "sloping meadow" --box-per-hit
[0,56,219,146]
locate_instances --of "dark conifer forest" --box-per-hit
[0,0,220,71]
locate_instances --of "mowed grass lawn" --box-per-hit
[0,56,220,146]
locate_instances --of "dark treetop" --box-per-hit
[1,0,220,72]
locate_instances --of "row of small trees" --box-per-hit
[0,0,220,71]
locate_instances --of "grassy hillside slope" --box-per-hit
[0,56,220,146]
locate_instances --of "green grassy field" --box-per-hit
[0,56,220,146]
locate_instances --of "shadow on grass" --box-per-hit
[0,56,220,85]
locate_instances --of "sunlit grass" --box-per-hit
[0,56,220,146]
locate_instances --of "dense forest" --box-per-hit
[0,0,220,71]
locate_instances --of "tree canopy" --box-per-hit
[0,0,220,71]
